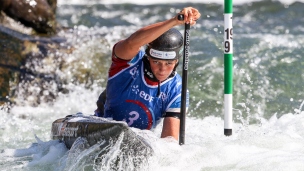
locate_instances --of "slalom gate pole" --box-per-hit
[224,0,233,136]
[178,14,190,145]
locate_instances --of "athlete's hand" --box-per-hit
[177,7,201,26]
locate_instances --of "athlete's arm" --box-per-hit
[161,117,180,140]
[114,18,179,60]
[114,7,200,60]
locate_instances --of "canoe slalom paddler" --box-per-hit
[95,7,201,140]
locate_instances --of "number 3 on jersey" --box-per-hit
[127,111,139,126]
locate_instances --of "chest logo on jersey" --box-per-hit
[132,85,140,94]
[139,91,154,102]
[132,85,167,101]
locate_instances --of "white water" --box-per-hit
[1,84,304,170]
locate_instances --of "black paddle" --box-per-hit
[178,14,190,145]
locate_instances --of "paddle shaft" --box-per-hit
[178,14,190,145]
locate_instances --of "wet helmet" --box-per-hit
[146,28,183,60]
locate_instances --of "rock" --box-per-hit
[0,0,11,11]
[0,0,58,34]
[0,25,71,106]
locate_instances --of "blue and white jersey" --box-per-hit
[104,50,188,130]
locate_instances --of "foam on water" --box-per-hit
[1,85,304,170]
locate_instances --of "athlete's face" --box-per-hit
[148,57,178,82]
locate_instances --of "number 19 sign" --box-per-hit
[224,23,233,53]
[224,0,233,136]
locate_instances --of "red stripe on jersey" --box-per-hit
[126,99,153,130]
[109,43,131,77]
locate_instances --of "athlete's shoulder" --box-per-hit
[109,50,145,77]
[167,72,182,88]
[128,50,145,65]
[173,72,182,82]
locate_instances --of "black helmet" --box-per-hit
[146,28,183,60]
